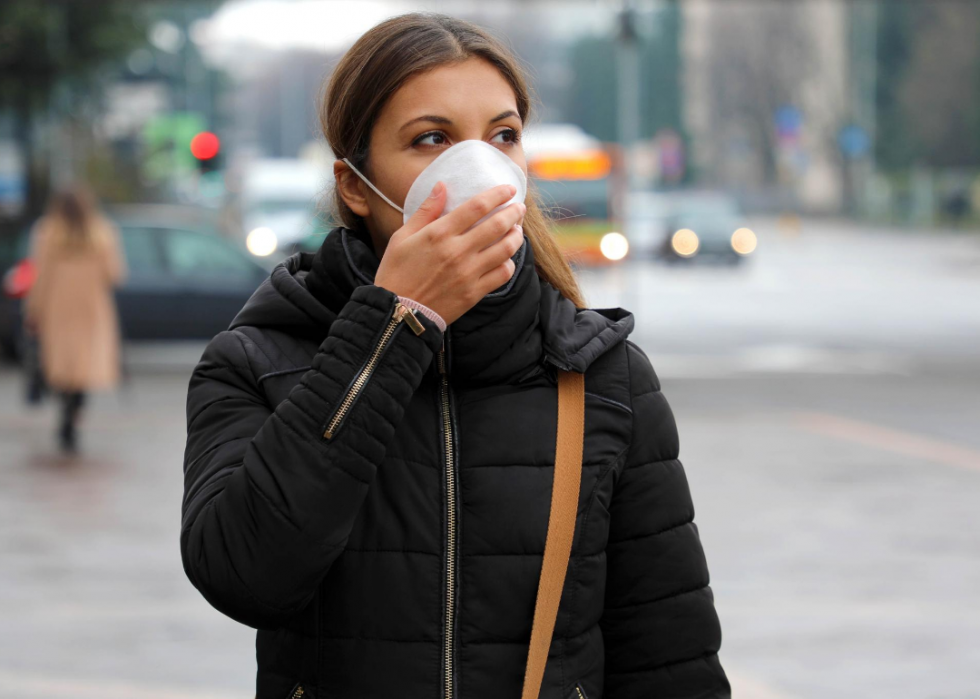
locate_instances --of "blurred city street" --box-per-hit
[4,0,980,696]
[2,217,978,698]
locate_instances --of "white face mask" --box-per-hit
[341,139,527,231]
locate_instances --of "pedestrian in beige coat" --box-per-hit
[23,184,127,452]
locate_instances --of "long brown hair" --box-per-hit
[43,183,105,255]
[318,11,587,308]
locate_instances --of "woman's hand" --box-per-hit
[374,181,526,326]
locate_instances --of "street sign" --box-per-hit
[775,105,803,143]
[838,124,870,159]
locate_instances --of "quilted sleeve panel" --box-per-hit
[180,283,443,630]
[597,340,731,698]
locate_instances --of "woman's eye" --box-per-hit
[413,131,448,147]
[492,128,521,145]
[413,128,521,148]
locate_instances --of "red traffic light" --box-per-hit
[190,131,220,160]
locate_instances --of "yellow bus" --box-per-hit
[523,124,628,267]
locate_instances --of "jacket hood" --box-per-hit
[230,225,634,384]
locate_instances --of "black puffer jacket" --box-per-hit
[181,225,730,699]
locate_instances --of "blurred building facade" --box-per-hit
[682,0,850,214]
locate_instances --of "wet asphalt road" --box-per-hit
[1,217,978,698]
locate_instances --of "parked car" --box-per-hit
[625,190,757,264]
[622,190,675,259]
[0,205,270,362]
[222,158,333,262]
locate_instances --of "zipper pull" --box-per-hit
[392,301,425,336]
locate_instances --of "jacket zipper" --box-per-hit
[575,682,588,699]
[437,335,457,699]
[288,683,305,699]
[322,299,425,439]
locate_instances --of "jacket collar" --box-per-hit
[305,225,541,386]
[231,225,635,386]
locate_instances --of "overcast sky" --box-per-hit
[196,0,647,70]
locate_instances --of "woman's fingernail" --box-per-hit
[429,182,443,198]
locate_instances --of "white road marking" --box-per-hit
[725,664,801,699]
[652,345,914,379]
[0,670,242,699]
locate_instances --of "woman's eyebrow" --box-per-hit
[399,110,520,133]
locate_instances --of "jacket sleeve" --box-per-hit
[180,283,444,629]
[598,340,730,698]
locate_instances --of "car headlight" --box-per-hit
[671,228,699,257]
[600,232,629,261]
[730,227,757,255]
[247,227,278,257]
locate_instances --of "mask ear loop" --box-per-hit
[341,157,405,214]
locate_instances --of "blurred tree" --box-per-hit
[565,2,684,145]
[874,2,915,171]
[877,1,980,170]
[703,3,823,186]
[0,1,146,219]
[567,38,616,142]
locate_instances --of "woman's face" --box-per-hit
[334,56,527,257]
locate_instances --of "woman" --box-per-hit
[181,12,729,699]
[24,184,127,453]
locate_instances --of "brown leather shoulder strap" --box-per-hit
[521,368,586,699]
